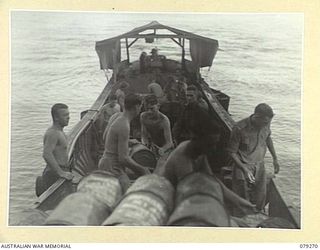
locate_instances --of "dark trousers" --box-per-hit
[35,166,69,197]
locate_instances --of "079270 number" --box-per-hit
[300,244,318,248]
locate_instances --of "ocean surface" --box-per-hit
[9,11,303,224]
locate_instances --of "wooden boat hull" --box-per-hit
[27,21,300,228]
[30,73,300,228]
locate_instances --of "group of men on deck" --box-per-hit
[37,78,280,217]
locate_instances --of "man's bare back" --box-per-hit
[100,113,149,177]
[99,93,149,191]
[155,141,212,186]
[104,115,129,157]
[99,114,130,176]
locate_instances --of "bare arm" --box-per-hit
[42,130,73,180]
[102,126,108,142]
[140,114,150,146]
[230,152,255,183]
[266,136,280,174]
[172,112,185,144]
[147,84,153,94]
[155,154,176,183]
[160,117,174,154]
[103,112,121,141]
[230,152,247,174]
[118,124,149,175]
[116,90,125,110]
[155,150,189,187]
[228,126,255,183]
[118,94,125,109]
[201,155,213,175]
[96,107,107,136]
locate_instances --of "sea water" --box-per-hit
[9,11,302,224]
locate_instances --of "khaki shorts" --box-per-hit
[232,162,267,214]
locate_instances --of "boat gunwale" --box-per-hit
[34,80,113,209]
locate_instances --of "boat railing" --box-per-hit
[34,81,113,210]
[69,117,101,176]
[66,81,113,163]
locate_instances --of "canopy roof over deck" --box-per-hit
[95,21,219,70]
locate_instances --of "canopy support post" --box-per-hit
[182,37,186,71]
[125,38,130,63]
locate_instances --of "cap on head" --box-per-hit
[151,48,158,54]
[254,103,274,118]
[144,94,158,106]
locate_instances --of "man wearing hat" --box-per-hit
[149,48,166,72]
[227,103,280,214]
[150,48,160,62]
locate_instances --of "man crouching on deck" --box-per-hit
[36,103,74,196]
[155,107,256,214]
[98,93,150,191]
[140,94,173,158]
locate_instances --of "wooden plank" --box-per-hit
[126,34,183,39]
[200,81,235,131]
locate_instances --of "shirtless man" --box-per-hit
[140,95,173,157]
[98,93,150,190]
[97,95,120,136]
[115,81,129,111]
[147,78,165,102]
[156,108,219,184]
[36,103,74,196]
[155,110,255,214]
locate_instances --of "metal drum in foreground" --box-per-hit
[103,174,174,226]
[13,208,49,226]
[129,143,157,171]
[77,171,123,207]
[167,172,231,227]
[45,192,109,226]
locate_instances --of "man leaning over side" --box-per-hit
[227,103,280,214]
